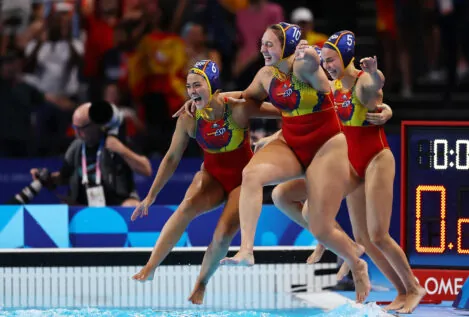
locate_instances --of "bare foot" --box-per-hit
[188,281,206,305]
[383,294,406,311]
[396,286,426,314]
[307,244,326,264]
[132,265,156,282]
[337,244,365,281]
[350,259,371,303]
[220,251,254,267]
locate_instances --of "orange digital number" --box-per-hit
[416,185,446,253]
[458,218,469,254]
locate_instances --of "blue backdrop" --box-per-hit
[0,204,316,249]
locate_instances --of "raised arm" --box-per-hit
[293,41,321,75]
[293,41,330,91]
[357,56,385,110]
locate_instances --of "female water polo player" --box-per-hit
[130,60,280,304]
[218,23,371,304]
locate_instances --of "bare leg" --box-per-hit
[305,200,363,267]
[220,139,303,266]
[335,243,366,281]
[272,180,326,264]
[132,171,225,281]
[346,183,407,310]
[365,151,426,313]
[304,167,363,265]
[271,170,362,265]
[189,187,241,304]
[307,243,326,264]
[305,134,370,303]
[271,179,308,228]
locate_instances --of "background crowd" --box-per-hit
[1,0,468,159]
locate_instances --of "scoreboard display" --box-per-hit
[401,121,469,301]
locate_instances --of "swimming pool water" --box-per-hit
[0,303,392,317]
[0,308,322,317]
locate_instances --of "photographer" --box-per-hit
[30,101,152,207]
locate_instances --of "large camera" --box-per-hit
[88,101,123,136]
[6,168,54,205]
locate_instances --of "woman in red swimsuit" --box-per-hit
[130,60,280,305]
[219,23,371,304]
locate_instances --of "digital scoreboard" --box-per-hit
[401,121,469,301]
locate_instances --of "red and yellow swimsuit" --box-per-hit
[195,104,252,193]
[334,71,389,178]
[268,69,342,168]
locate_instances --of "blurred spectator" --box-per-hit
[99,18,140,103]
[24,4,82,97]
[290,7,327,47]
[30,102,152,206]
[437,0,469,97]
[420,0,443,82]
[127,1,187,155]
[14,2,46,52]
[1,0,32,54]
[375,0,398,92]
[395,0,420,97]
[22,3,83,156]
[201,0,240,84]
[81,0,120,100]
[181,22,222,72]
[233,0,284,90]
[0,51,74,157]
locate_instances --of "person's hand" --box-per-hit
[105,135,125,153]
[366,104,392,125]
[294,40,310,60]
[360,56,378,74]
[131,196,155,221]
[30,168,40,181]
[172,99,196,118]
[29,168,55,188]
